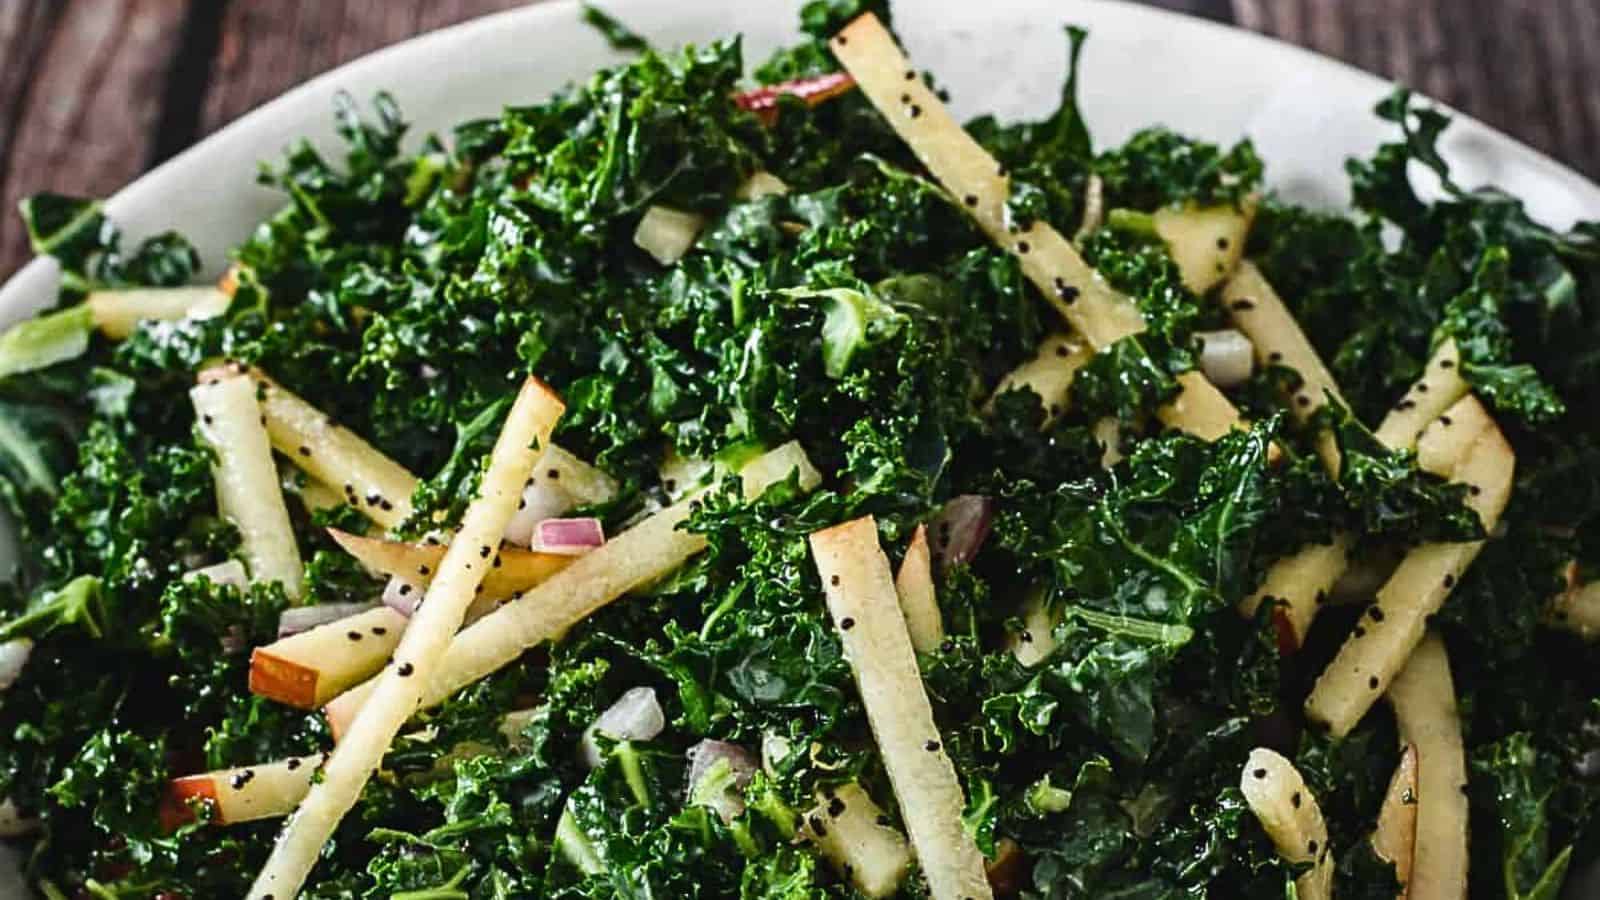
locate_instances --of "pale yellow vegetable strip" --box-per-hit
[1220,261,1345,472]
[163,754,323,829]
[1372,744,1419,895]
[89,286,229,340]
[1386,633,1469,900]
[799,783,913,898]
[1152,200,1255,295]
[893,525,943,654]
[810,515,992,900]
[1549,579,1600,641]
[1239,748,1333,900]
[323,442,823,737]
[984,333,1093,425]
[1305,396,1514,737]
[831,14,1251,444]
[1373,340,1469,449]
[830,13,1140,347]
[1238,538,1350,644]
[191,375,304,599]
[201,364,420,531]
[248,377,564,900]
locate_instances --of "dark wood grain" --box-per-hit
[1234,0,1600,177]
[0,0,195,284]
[2,0,1599,285]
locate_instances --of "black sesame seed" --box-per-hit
[828,797,846,817]
[480,545,491,558]
[963,193,978,207]
[834,34,846,45]
[1055,344,1070,358]
[1307,840,1318,855]
[347,631,362,642]
[1369,676,1380,689]
[841,617,855,630]
[1252,768,1267,780]
[398,662,414,677]
[548,469,560,480]
[925,740,941,752]
[372,627,387,636]
[1016,241,1030,254]
[298,445,311,456]
[202,414,213,425]
[1443,574,1456,588]
[1369,606,1385,622]
[286,758,302,771]
[905,70,915,80]
[1291,792,1301,808]
[1296,394,1312,408]
[1468,484,1481,496]
[830,575,840,586]
[1268,351,1283,363]
[367,493,382,506]
[908,104,922,118]
[809,814,828,837]
[1440,359,1455,369]
[1216,237,1230,250]
[1231,298,1255,311]
[380,499,394,511]
[517,498,527,510]
[1019,631,1033,643]
[398,583,412,596]
[1417,383,1429,393]
[418,565,431,576]
[877,814,892,826]
[1440,415,1453,426]
[1396,399,1417,411]
[1354,626,1367,638]
[900,92,911,104]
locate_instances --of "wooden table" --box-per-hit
[2,0,1596,282]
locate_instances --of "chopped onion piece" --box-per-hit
[535,517,606,555]
[184,558,249,589]
[1195,329,1255,388]
[504,481,575,547]
[277,602,377,639]
[381,576,421,618]
[581,687,664,768]
[736,171,790,200]
[0,638,33,692]
[686,739,758,822]
[928,495,994,571]
[634,206,705,265]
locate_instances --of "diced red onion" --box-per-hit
[535,517,606,555]
[581,687,664,768]
[504,481,575,547]
[0,638,32,692]
[686,739,757,822]
[277,602,378,639]
[1195,329,1255,389]
[382,576,422,618]
[929,495,994,571]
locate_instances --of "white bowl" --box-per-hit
[1,0,1595,893]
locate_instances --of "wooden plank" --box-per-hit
[200,0,528,135]
[0,1,189,285]
[1232,0,1599,180]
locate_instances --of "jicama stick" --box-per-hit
[324,442,823,738]
[1151,200,1256,295]
[984,333,1093,425]
[1386,634,1468,899]
[1306,396,1513,737]
[200,364,420,531]
[249,606,407,709]
[161,753,323,831]
[1372,743,1418,896]
[1373,340,1469,449]
[893,525,943,653]
[1548,578,1600,641]
[830,13,1251,448]
[248,377,564,899]
[326,529,571,604]
[89,286,229,340]
[810,515,992,900]
[1239,748,1333,900]
[191,375,304,599]
[798,782,913,898]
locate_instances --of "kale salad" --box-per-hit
[0,3,1596,897]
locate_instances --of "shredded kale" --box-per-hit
[0,8,1594,899]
